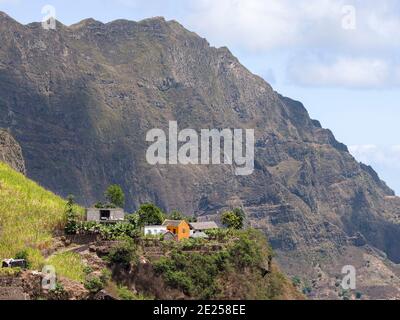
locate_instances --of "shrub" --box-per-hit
[84,269,111,294]
[49,282,67,298]
[64,195,80,235]
[154,251,227,299]
[99,223,139,240]
[84,276,104,294]
[100,268,112,283]
[76,221,139,240]
[126,213,139,228]
[205,229,232,241]
[227,231,264,269]
[221,208,245,230]
[291,276,302,287]
[117,286,136,300]
[179,238,204,251]
[83,266,93,275]
[14,250,31,269]
[107,241,137,267]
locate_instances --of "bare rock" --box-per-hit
[0,130,26,174]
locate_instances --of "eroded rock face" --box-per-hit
[0,12,400,298]
[0,129,26,174]
[0,271,89,300]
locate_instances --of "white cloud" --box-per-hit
[185,0,400,52]
[349,145,400,169]
[286,56,398,88]
[181,0,400,89]
[349,145,400,193]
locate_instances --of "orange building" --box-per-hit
[162,220,190,241]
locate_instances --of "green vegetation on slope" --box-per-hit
[153,229,302,300]
[0,162,83,264]
[47,252,86,283]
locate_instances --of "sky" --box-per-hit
[1,0,400,193]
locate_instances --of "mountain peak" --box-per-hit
[69,17,104,29]
[139,16,167,23]
[0,11,21,26]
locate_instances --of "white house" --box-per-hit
[144,225,167,236]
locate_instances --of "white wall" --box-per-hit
[144,226,167,236]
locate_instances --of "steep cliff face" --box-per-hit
[0,129,25,174]
[0,12,400,298]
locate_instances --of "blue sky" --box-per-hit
[1,0,400,193]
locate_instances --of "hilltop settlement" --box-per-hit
[0,181,302,300]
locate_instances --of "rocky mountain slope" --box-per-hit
[0,129,25,174]
[0,12,399,298]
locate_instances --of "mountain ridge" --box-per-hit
[1,12,400,298]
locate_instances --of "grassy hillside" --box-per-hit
[0,161,302,299]
[0,162,83,266]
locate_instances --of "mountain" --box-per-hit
[1,12,400,298]
[0,129,25,174]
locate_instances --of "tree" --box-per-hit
[136,203,165,226]
[233,208,245,221]
[107,240,137,267]
[94,201,105,209]
[168,210,183,220]
[65,195,79,234]
[221,208,245,230]
[105,185,125,208]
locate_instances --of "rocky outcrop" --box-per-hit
[0,271,89,300]
[0,12,400,298]
[0,129,25,174]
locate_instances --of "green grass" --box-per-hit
[47,252,86,283]
[0,267,22,277]
[0,162,83,262]
[117,285,153,300]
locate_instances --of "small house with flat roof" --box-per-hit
[86,208,125,223]
[189,221,219,232]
